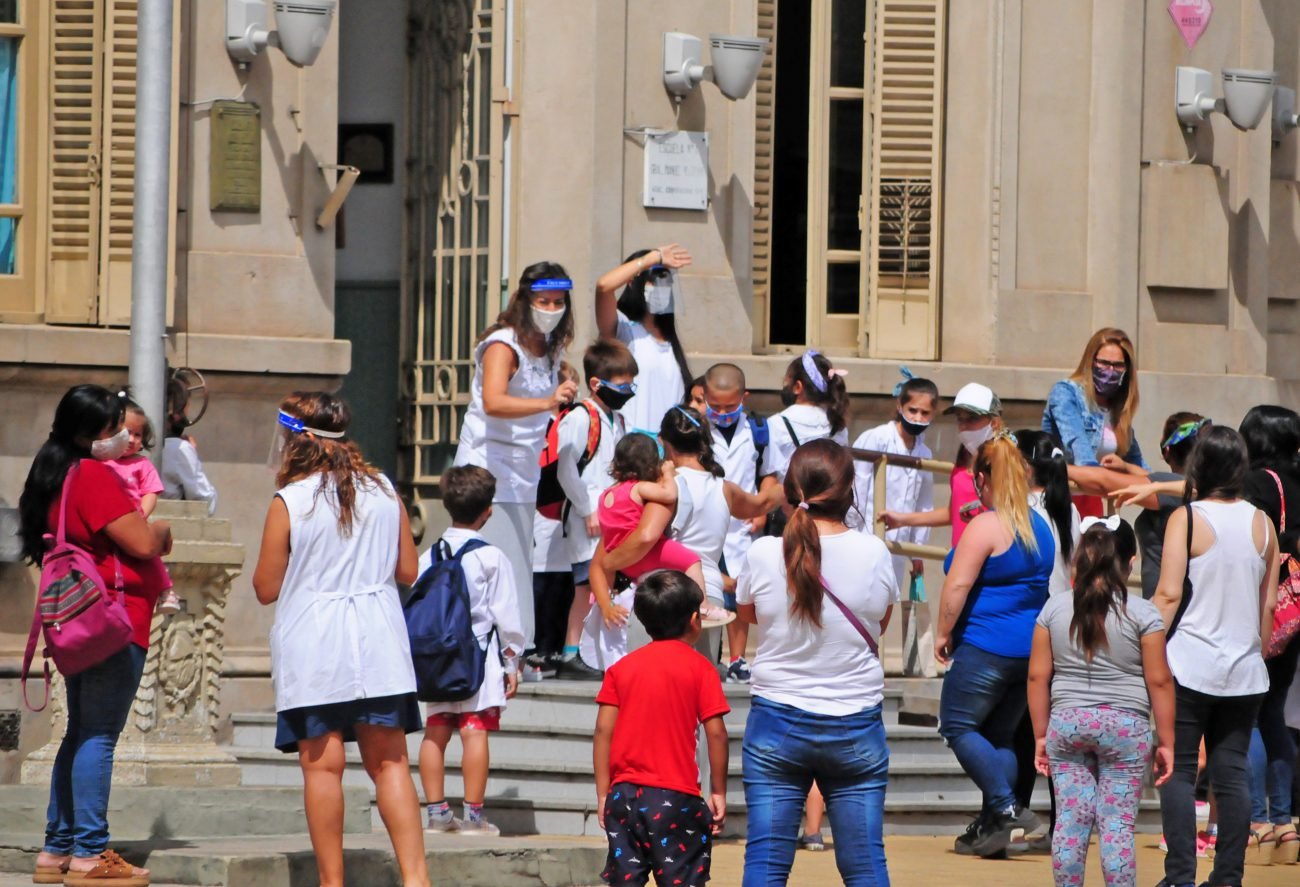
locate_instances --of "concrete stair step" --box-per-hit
[152,500,213,520]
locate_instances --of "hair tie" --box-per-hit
[673,405,700,428]
[1050,447,1064,459]
[1081,515,1122,534]
[828,369,848,380]
[891,366,914,397]
[797,502,810,511]
[993,430,1018,445]
[801,350,828,393]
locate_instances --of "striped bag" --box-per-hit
[22,461,133,710]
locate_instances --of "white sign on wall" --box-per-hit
[643,130,709,211]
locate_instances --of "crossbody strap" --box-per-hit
[1266,469,1287,533]
[820,579,879,658]
[781,416,801,449]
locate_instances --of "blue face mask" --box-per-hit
[706,405,743,429]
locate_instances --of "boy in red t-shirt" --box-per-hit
[594,570,730,887]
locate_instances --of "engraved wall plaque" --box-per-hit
[210,101,262,212]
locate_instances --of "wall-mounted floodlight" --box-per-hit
[227,0,336,68]
[1176,66,1278,130]
[663,32,768,102]
[1274,86,1299,142]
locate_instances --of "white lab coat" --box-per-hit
[850,421,934,589]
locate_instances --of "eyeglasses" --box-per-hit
[1093,358,1127,371]
[1162,418,1209,449]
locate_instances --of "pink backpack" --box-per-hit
[22,461,134,710]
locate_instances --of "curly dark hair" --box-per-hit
[609,433,663,484]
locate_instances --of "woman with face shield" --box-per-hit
[595,244,695,433]
[453,261,579,676]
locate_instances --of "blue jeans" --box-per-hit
[742,696,890,887]
[1247,636,1299,825]
[43,643,146,857]
[938,643,1029,814]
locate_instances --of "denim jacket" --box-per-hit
[1041,379,1147,469]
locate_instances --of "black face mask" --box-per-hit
[897,412,931,438]
[595,386,634,412]
[780,385,797,408]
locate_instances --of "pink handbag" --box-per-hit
[1264,470,1300,660]
[22,461,134,710]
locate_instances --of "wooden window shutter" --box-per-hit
[45,0,103,324]
[751,0,777,349]
[866,0,946,360]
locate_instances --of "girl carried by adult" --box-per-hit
[454,261,579,671]
[595,244,694,433]
[1028,517,1175,887]
[21,385,173,887]
[736,439,898,886]
[1042,328,1148,518]
[254,392,429,887]
[1153,425,1278,886]
[935,433,1054,859]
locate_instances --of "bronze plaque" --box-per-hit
[210,101,261,212]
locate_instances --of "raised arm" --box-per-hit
[594,244,692,337]
[723,479,783,520]
[1069,463,1150,497]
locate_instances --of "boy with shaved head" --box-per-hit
[701,362,766,682]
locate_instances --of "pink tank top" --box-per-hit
[598,480,644,551]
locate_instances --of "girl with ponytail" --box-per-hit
[1027,518,1174,886]
[734,439,897,884]
[757,351,851,497]
[1017,430,1081,597]
[254,391,430,887]
[934,434,1057,859]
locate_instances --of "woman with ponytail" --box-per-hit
[1016,430,1081,598]
[735,439,897,886]
[254,392,429,887]
[935,434,1056,859]
[1028,518,1174,886]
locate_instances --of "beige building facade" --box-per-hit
[3,0,1300,737]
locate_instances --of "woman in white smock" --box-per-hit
[253,392,429,887]
[595,244,695,433]
[454,261,579,655]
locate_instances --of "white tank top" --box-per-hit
[270,474,417,711]
[454,327,558,503]
[1167,500,1270,697]
[671,467,731,600]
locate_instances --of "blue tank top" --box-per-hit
[943,509,1055,658]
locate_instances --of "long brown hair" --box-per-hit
[782,439,856,627]
[973,434,1038,553]
[1069,525,1130,661]
[478,260,574,360]
[1069,327,1139,457]
[275,392,389,535]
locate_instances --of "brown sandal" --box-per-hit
[33,860,70,884]
[1274,823,1300,865]
[62,851,149,887]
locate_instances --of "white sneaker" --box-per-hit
[459,817,500,836]
[425,815,460,834]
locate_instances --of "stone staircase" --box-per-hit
[223,677,1142,838]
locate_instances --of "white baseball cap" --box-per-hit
[943,382,1002,416]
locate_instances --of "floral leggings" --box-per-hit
[1047,706,1151,887]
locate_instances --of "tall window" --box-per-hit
[0,0,36,318]
[756,0,946,359]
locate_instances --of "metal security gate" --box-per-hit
[400,0,505,493]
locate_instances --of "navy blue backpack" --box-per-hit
[403,538,493,702]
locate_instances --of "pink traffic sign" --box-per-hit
[1169,0,1212,50]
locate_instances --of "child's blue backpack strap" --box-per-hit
[404,537,493,703]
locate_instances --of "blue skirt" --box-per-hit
[274,693,422,753]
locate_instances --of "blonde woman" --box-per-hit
[935,434,1056,859]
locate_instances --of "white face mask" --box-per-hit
[531,305,564,336]
[91,427,131,461]
[644,271,678,315]
[958,424,994,456]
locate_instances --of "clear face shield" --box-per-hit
[267,410,346,471]
[643,265,679,315]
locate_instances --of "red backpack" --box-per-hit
[23,461,134,710]
[536,400,602,522]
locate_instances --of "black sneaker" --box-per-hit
[954,811,987,855]
[556,656,604,681]
[970,805,1038,859]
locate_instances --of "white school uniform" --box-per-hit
[615,311,684,433]
[1029,491,1082,598]
[419,527,526,715]
[713,418,760,577]
[579,585,637,671]
[671,467,731,603]
[533,514,569,574]
[270,474,415,712]
[759,404,849,483]
[555,399,625,565]
[851,421,935,589]
[161,437,218,515]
